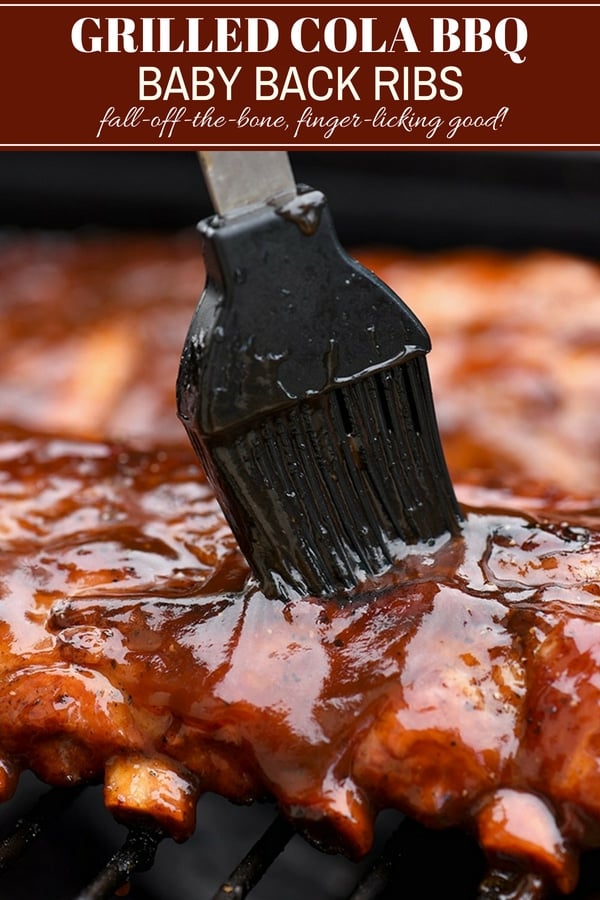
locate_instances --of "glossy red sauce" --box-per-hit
[0,425,598,895]
[1,236,599,494]
[1,235,600,897]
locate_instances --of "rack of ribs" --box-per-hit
[0,233,599,897]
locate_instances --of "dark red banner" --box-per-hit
[0,3,598,148]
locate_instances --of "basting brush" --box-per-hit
[177,151,461,599]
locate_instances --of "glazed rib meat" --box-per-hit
[1,424,600,895]
[1,234,600,897]
[1,235,599,495]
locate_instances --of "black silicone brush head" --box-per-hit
[177,188,461,599]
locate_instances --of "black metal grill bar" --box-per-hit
[72,825,164,900]
[211,814,296,900]
[0,785,83,871]
[0,787,561,899]
[344,819,416,900]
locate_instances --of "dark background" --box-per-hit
[1,151,599,257]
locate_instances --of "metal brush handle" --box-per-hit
[197,151,297,218]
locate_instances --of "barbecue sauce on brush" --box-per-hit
[0,426,599,896]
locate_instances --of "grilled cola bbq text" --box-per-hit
[70,16,528,64]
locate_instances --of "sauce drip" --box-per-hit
[0,424,598,894]
[1,234,600,896]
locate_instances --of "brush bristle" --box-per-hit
[197,357,461,599]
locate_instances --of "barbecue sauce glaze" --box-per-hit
[0,425,599,896]
[2,236,599,496]
[1,235,600,897]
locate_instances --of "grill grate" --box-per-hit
[344,819,421,900]
[73,826,164,900]
[211,814,295,900]
[2,781,600,900]
[0,785,83,872]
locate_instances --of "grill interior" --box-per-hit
[4,777,600,900]
[2,152,599,259]
[0,776,489,900]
